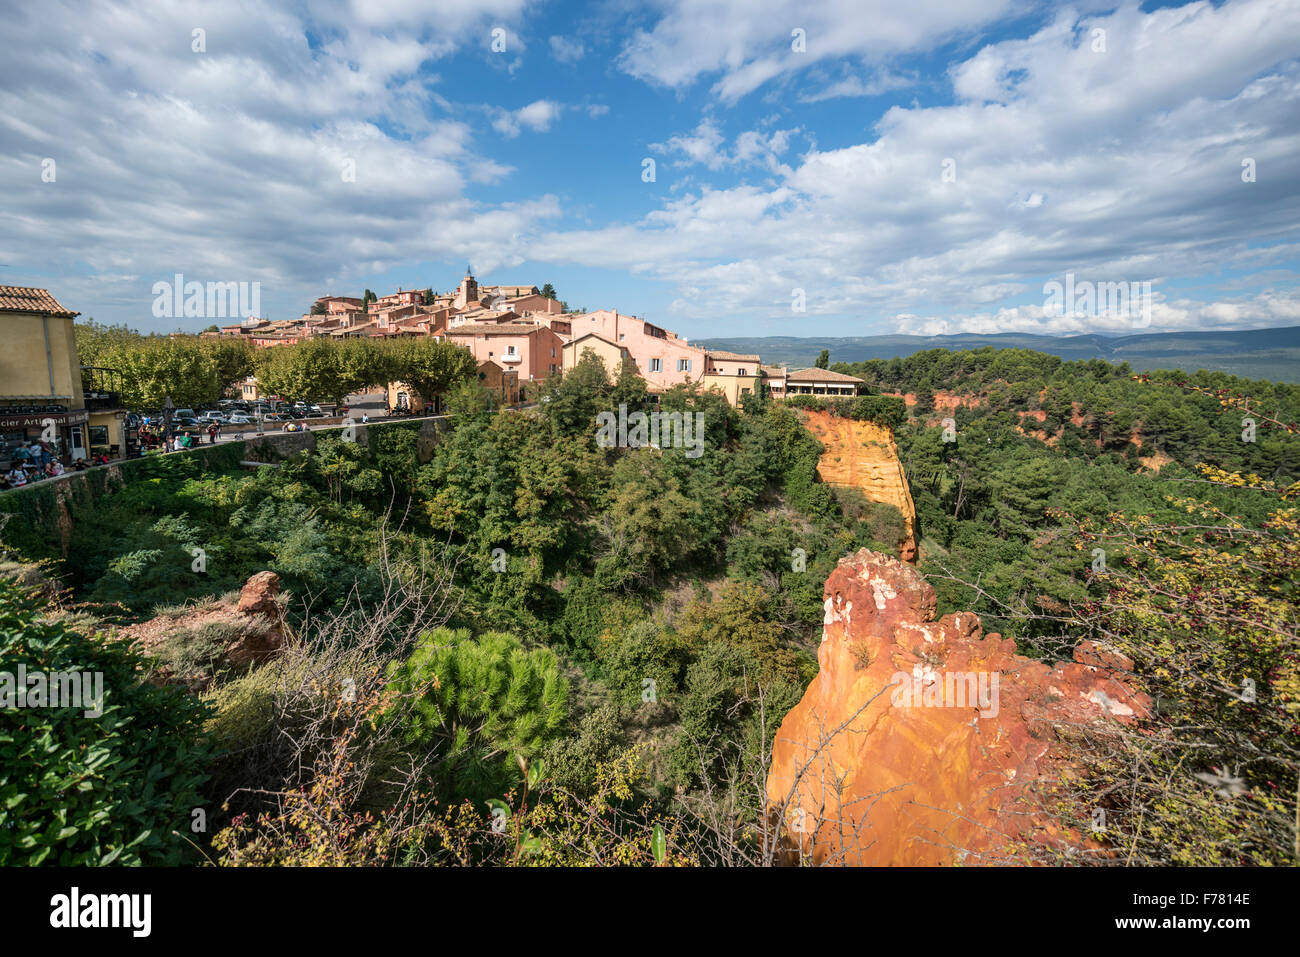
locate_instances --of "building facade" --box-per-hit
[0,286,127,467]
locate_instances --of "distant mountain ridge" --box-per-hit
[696,326,1300,383]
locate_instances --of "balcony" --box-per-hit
[81,366,125,412]
[83,392,123,412]
[500,352,522,363]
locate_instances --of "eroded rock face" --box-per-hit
[801,411,918,561]
[236,570,282,619]
[122,571,285,690]
[766,550,1149,866]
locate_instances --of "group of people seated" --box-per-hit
[139,428,194,452]
[0,439,87,489]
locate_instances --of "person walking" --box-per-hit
[208,424,217,444]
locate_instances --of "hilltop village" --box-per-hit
[208,269,867,409]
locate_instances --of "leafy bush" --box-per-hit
[0,579,210,864]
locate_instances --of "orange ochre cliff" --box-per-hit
[801,410,918,561]
[766,550,1149,866]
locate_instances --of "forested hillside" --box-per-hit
[1,347,1295,865]
[698,327,1300,382]
[833,348,1297,636]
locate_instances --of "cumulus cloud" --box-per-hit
[539,0,1300,333]
[895,290,1300,336]
[618,0,1013,102]
[652,119,800,171]
[0,0,556,329]
[490,99,565,137]
[651,119,728,169]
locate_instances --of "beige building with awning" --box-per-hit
[0,286,105,465]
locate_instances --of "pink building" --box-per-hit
[369,289,424,313]
[318,296,364,315]
[444,321,564,382]
[506,293,564,316]
[566,309,709,391]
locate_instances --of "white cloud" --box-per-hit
[651,119,727,169]
[532,1,1300,333]
[549,34,586,63]
[652,119,800,171]
[896,290,1300,336]
[799,69,914,103]
[0,0,554,328]
[490,99,565,137]
[618,0,1014,102]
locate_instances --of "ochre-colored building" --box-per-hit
[475,359,521,406]
[561,332,633,379]
[701,350,762,405]
[0,286,127,466]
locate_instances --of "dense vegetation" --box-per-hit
[1,345,1295,865]
[74,320,474,409]
[835,349,1298,642]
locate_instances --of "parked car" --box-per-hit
[226,414,251,425]
[174,408,196,419]
[200,411,224,422]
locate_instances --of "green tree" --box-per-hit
[74,319,143,369]
[386,627,569,802]
[104,335,225,408]
[388,337,477,409]
[815,349,830,370]
[596,451,701,587]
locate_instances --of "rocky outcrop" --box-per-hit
[766,550,1148,866]
[801,410,918,561]
[235,570,282,619]
[121,571,286,690]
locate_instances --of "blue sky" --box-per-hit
[1,0,1298,338]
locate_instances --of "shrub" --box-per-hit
[0,578,210,864]
[386,627,570,803]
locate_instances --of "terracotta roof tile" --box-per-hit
[786,368,865,383]
[0,286,78,318]
[446,322,543,335]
